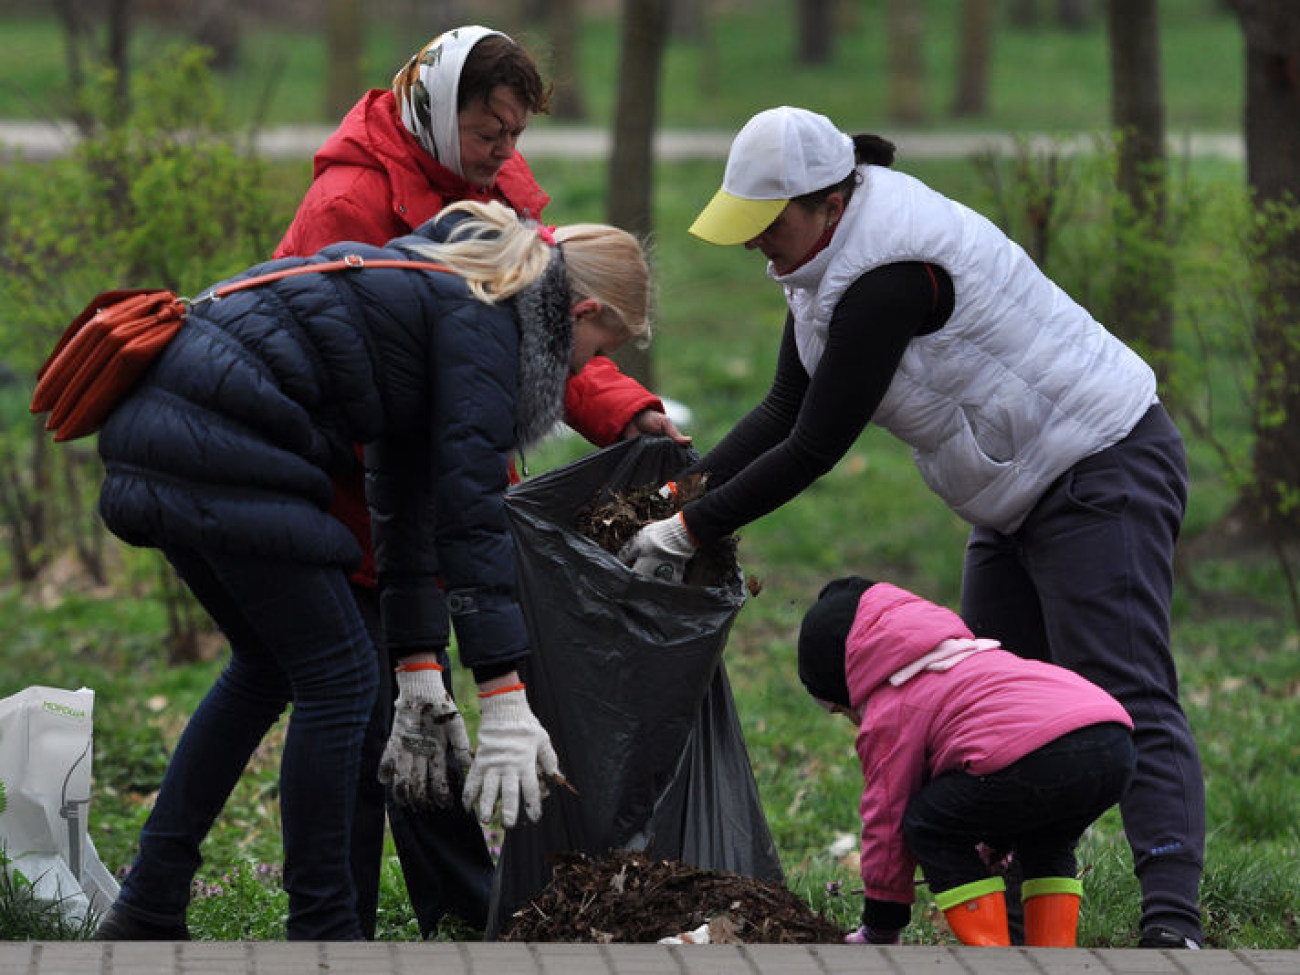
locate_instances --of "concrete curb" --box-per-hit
[1,942,1296,975]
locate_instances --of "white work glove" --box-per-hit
[378,663,472,809]
[463,685,561,828]
[618,511,697,582]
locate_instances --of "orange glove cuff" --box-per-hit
[478,682,527,699]
[395,661,444,673]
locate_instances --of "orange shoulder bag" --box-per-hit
[31,256,451,442]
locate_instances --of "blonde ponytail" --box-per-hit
[407,200,652,345]
[555,224,651,345]
[406,200,552,303]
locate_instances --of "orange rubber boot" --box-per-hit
[1023,877,1083,947]
[935,878,1010,946]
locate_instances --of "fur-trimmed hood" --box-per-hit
[511,248,572,448]
[398,208,574,450]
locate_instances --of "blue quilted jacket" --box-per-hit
[97,217,571,669]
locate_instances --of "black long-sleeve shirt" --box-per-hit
[683,261,954,543]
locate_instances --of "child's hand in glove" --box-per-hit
[379,662,472,808]
[463,684,560,827]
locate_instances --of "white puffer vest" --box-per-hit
[777,165,1157,533]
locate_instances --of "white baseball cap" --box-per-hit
[689,106,856,246]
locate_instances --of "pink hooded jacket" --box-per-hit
[846,583,1132,904]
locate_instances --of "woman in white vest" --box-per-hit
[619,106,1203,951]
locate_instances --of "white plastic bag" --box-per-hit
[0,685,119,920]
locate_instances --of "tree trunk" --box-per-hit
[50,0,133,132]
[1230,0,1300,535]
[52,0,134,130]
[190,0,242,72]
[607,0,670,389]
[887,0,927,125]
[1008,0,1040,29]
[549,0,587,121]
[105,0,132,124]
[51,0,92,132]
[696,0,720,100]
[671,0,704,40]
[952,0,993,117]
[837,0,862,32]
[798,0,835,65]
[325,0,365,122]
[1056,0,1093,30]
[1105,0,1173,377]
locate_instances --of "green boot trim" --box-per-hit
[1022,876,1083,900]
[933,876,1007,912]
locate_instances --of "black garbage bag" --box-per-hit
[486,437,783,937]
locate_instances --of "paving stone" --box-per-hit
[7,942,1289,975]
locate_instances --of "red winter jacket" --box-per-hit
[275,89,662,586]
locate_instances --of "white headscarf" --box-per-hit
[391,25,506,178]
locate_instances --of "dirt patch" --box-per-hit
[498,849,847,944]
[574,475,745,589]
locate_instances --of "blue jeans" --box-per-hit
[114,549,378,940]
[961,403,1204,941]
[902,723,1136,895]
[349,585,494,939]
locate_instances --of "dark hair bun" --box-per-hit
[853,134,896,168]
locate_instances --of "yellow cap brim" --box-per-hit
[688,189,787,246]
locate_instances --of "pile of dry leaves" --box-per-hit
[498,849,846,944]
[574,475,750,590]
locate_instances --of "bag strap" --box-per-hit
[188,254,454,306]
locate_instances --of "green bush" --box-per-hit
[0,45,296,643]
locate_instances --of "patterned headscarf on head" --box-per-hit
[392,24,506,178]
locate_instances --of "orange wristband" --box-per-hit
[478,682,526,699]
[676,511,699,547]
[395,661,443,673]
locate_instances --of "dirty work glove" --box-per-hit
[379,662,472,808]
[618,511,696,582]
[463,685,560,828]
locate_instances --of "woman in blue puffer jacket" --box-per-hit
[89,200,651,941]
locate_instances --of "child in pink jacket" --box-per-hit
[798,577,1135,947]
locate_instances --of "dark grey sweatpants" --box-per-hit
[960,403,1204,944]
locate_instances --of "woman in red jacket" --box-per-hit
[275,25,688,938]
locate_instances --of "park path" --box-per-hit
[0,119,1245,162]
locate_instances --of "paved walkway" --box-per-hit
[0,119,1246,163]
[2,942,1297,975]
